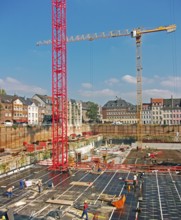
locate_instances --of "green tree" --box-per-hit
[86,101,99,122]
[0,89,6,95]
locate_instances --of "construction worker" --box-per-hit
[37,180,42,193]
[47,180,54,189]
[68,168,72,175]
[6,186,14,198]
[81,200,88,220]
[127,184,131,192]
[19,179,25,189]
[97,167,101,172]
[133,174,137,187]
[91,165,94,171]
[0,215,6,220]
[140,172,144,179]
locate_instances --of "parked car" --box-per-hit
[112,121,123,125]
[3,121,13,126]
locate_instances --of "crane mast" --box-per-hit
[51,0,68,170]
[136,34,143,149]
[131,24,176,148]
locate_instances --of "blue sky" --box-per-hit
[0,0,180,105]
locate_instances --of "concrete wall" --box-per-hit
[93,124,181,142]
[1,124,181,149]
[132,142,181,150]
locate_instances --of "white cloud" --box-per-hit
[142,76,154,84]
[79,88,117,98]
[0,76,47,95]
[6,77,19,84]
[105,78,119,86]
[160,76,181,88]
[81,83,93,89]
[122,75,136,84]
[143,89,173,98]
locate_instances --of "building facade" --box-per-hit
[12,97,28,124]
[142,103,152,124]
[102,98,137,124]
[162,98,181,125]
[0,94,14,124]
[26,98,39,125]
[32,94,52,124]
[1,93,181,126]
[102,97,181,125]
[150,98,163,125]
[68,99,82,128]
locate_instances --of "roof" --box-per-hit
[33,94,52,105]
[26,98,41,106]
[151,98,163,104]
[103,98,136,110]
[69,99,81,104]
[163,98,181,109]
[0,94,28,105]
[14,96,27,105]
[0,94,14,103]
[81,101,99,110]
[0,94,42,107]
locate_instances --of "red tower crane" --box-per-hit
[51,0,68,170]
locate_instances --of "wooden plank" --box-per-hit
[46,199,73,205]
[90,171,104,175]
[99,194,116,202]
[70,181,93,186]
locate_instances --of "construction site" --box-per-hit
[0,134,181,220]
[0,1,181,220]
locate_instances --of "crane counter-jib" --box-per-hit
[131,24,176,38]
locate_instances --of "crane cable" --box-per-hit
[169,0,178,97]
[89,41,94,93]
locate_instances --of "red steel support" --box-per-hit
[51,0,68,170]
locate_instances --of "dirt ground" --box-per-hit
[123,149,181,165]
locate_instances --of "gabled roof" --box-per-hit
[0,94,42,107]
[0,94,14,103]
[26,98,41,106]
[33,94,52,105]
[0,94,27,105]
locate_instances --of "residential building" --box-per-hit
[163,98,181,125]
[26,98,39,125]
[150,98,164,125]
[102,98,137,124]
[82,102,90,123]
[2,92,181,126]
[68,99,82,128]
[32,94,52,124]
[142,103,152,124]
[151,98,163,125]
[0,94,14,124]
[97,105,103,122]
[12,97,28,123]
